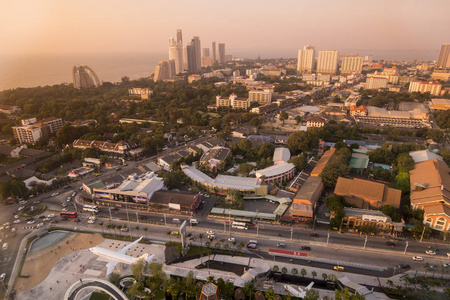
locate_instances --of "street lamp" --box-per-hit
[163,214,167,226]
[363,234,368,249]
[404,241,409,254]
[290,227,293,241]
[135,211,139,223]
[327,231,330,246]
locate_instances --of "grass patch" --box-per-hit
[89,292,111,300]
[19,204,47,217]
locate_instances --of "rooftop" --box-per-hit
[273,147,291,163]
[255,163,295,178]
[409,149,443,164]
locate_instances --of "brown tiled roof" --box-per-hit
[151,190,197,207]
[410,159,450,206]
[311,148,336,176]
[334,177,401,207]
[423,203,450,217]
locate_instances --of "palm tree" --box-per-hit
[291,268,298,276]
[167,230,172,242]
[272,265,279,272]
[281,267,288,274]
[301,268,307,277]
[312,270,317,279]
[199,233,204,245]
[205,241,211,248]
[117,224,122,234]
[322,273,328,281]
[143,227,148,238]
[135,225,140,236]
[232,240,237,250]
[215,242,221,249]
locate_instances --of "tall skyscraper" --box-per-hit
[437,43,450,68]
[169,38,183,74]
[317,50,339,74]
[212,42,216,63]
[340,55,364,74]
[218,43,225,64]
[176,29,183,44]
[154,60,176,82]
[297,45,315,74]
[202,48,210,57]
[184,44,196,72]
[72,64,101,89]
[191,36,201,72]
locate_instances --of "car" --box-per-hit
[301,246,311,251]
[11,228,16,233]
[39,215,46,219]
[27,220,35,225]
[120,227,129,232]
[87,219,95,224]
[428,264,437,270]
[386,242,395,248]
[14,215,19,219]
[48,214,55,218]
[51,192,59,197]
[19,200,27,205]
[397,264,411,270]
[67,197,71,202]
[43,218,51,222]
[18,206,24,211]
[277,243,285,248]
[13,220,22,224]
[228,238,235,242]
[0,273,5,282]
[246,243,257,249]
[32,200,40,204]
[72,192,76,197]
[61,203,67,207]
[206,231,215,235]
[29,195,35,198]
[171,231,180,235]
[62,208,68,211]
[36,223,45,228]
[88,216,96,220]
[443,263,450,268]
[334,266,344,271]
[413,256,423,261]
[426,250,436,255]
[310,233,319,237]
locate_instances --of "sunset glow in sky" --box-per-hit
[1,0,449,57]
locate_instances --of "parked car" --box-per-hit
[443,263,450,268]
[27,220,35,225]
[277,243,285,248]
[334,266,344,271]
[66,197,71,202]
[18,206,24,211]
[310,233,319,237]
[14,215,19,219]
[386,242,395,248]
[397,264,411,270]
[0,273,5,281]
[48,214,55,218]
[51,192,59,197]
[301,246,311,251]
[19,200,27,205]
[227,237,235,242]
[412,256,423,261]
[206,231,215,235]
[71,192,76,197]
[426,250,436,255]
[13,220,22,224]
[87,219,95,224]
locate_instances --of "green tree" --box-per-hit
[239,139,253,152]
[301,268,307,277]
[238,163,254,176]
[162,171,182,190]
[396,153,415,173]
[182,271,197,300]
[108,272,121,287]
[279,111,289,124]
[304,289,320,300]
[395,172,410,194]
[265,287,277,300]
[291,268,298,276]
[289,153,308,170]
[428,129,445,143]
[243,282,255,300]
[272,265,279,272]
[381,205,402,222]
[281,267,288,274]
[295,115,302,124]
[287,131,318,154]
[335,288,365,300]
[131,258,147,283]
[311,270,317,279]
[322,273,328,281]
[167,278,181,300]
[319,161,350,188]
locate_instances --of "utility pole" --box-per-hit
[163,214,167,226]
[125,202,132,237]
[420,226,426,242]
[290,227,293,241]
[108,207,112,220]
[404,241,409,254]
[327,231,330,246]
[135,211,139,223]
[257,224,259,236]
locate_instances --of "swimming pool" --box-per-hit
[30,231,71,253]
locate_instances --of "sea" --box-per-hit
[0,49,439,91]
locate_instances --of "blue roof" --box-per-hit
[344,140,366,146]
[374,163,390,170]
[324,142,336,146]
[366,145,381,149]
[247,135,274,142]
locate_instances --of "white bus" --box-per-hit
[232,221,248,230]
[83,205,99,213]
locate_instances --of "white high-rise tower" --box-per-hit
[317,50,339,74]
[297,45,315,74]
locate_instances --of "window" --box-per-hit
[425,217,433,227]
[436,217,446,230]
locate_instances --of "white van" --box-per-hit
[172,218,181,224]
[2,243,8,251]
[189,219,199,225]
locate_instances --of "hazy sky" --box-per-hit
[1,0,449,58]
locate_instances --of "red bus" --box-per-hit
[60,211,78,218]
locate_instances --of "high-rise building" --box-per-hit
[176,29,183,44]
[13,117,62,144]
[297,45,315,74]
[365,77,388,90]
[437,43,450,68]
[317,50,339,74]
[169,38,183,74]
[212,42,216,63]
[154,60,176,82]
[191,36,201,71]
[409,80,442,96]
[202,48,210,57]
[218,43,225,64]
[184,44,196,72]
[249,89,273,105]
[72,64,101,89]
[340,56,364,74]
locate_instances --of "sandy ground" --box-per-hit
[14,232,104,292]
